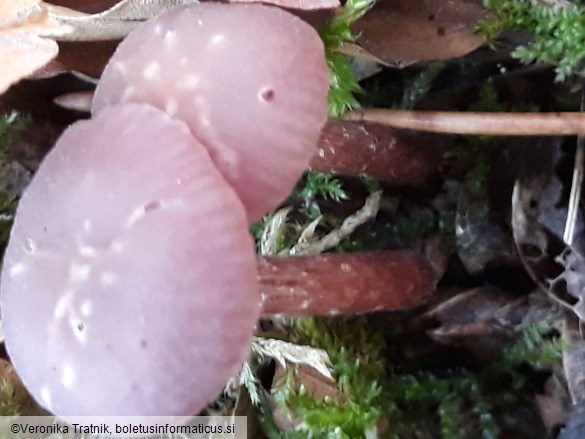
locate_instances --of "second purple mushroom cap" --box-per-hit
[92,2,330,223]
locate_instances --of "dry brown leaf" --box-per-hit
[350,0,486,67]
[271,362,339,432]
[44,0,197,41]
[0,0,44,29]
[46,0,119,14]
[417,288,560,360]
[535,372,572,435]
[562,316,585,405]
[0,1,69,94]
[227,0,338,9]
[0,0,195,94]
[0,32,58,94]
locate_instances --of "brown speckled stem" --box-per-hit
[345,109,585,136]
[258,251,436,316]
[309,119,440,186]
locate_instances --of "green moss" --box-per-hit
[319,0,375,116]
[0,381,20,416]
[265,322,561,438]
[479,0,585,81]
[0,195,18,254]
[401,62,447,109]
[382,324,561,439]
[293,172,348,208]
[263,317,386,438]
[0,112,28,162]
[0,112,29,255]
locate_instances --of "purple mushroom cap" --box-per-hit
[92,2,329,223]
[0,103,259,415]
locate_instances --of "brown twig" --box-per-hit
[310,119,441,185]
[258,251,437,316]
[345,109,585,136]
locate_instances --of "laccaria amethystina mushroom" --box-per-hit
[0,104,260,415]
[92,2,329,222]
[0,1,338,417]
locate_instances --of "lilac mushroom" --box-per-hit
[92,2,330,223]
[0,2,330,417]
[0,103,260,415]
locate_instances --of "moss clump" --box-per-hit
[263,316,386,438]
[264,322,562,438]
[383,323,562,439]
[479,0,585,81]
[0,112,29,254]
[319,0,375,116]
[0,381,20,416]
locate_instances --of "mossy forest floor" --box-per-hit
[4,0,585,438]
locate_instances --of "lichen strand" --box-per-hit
[259,251,437,316]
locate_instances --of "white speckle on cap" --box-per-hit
[121,86,136,102]
[124,206,146,229]
[112,62,126,75]
[9,263,25,278]
[69,263,91,283]
[110,240,126,253]
[181,75,200,90]
[80,300,93,317]
[200,114,211,128]
[40,387,52,409]
[317,148,325,158]
[54,290,74,319]
[329,309,340,315]
[79,245,96,257]
[71,317,87,344]
[209,33,225,46]
[165,98,178,116]
[100,272,116,287]
[61,364,75,389]
[300,300,310,309]
[193,96,212,127]
[83,219,92,232]
[143,61,161,81]
[24,238,36,254]
[165,30,177,46]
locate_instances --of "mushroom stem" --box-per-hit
[345,109,585,136]
[258,251,436,316]
[310,119,441,186]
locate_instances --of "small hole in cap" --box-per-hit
[260,88,275,103]
[144,200,161,213]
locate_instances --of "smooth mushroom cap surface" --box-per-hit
[92,2,329,223]
[0,103,260,415]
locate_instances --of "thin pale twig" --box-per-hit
[563,88,585,245]
[345,109,585,136]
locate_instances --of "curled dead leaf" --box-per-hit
[0,32,58,94]
[351,0,485,67]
